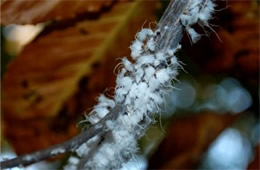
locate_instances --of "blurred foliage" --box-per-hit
[1,0,159,155]
[145,1,259,169]
[148,112,239,169]
[0,0,114,25]
[0,0,259,169]
[1,26,13,78]
[182,0,259,115]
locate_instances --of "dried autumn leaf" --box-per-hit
[182,0,259,84]
[148,112,239,169]
[2,0,159,154]
[0,0,114,25]
[1,117,79,155]
[205,0,259,75]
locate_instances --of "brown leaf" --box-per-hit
[205,0,259,75]
[0,0,114,25]
[148,112,239,169]
[2,0,159,154]
[182,0,259,84]
[2,117,78,154]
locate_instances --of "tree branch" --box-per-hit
[77,135,105,169]
[0,105,125,169]
[155,0,189,50]
[0,0,190,169]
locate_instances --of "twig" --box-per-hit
[77,135,105,169]
[0,105,125,169]
[0,0,190,169]
[155,0,189,50]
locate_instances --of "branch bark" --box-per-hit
[0,0,190,169]
[77,135,105,169]
[1,105,125,169]
[155,0,189,50]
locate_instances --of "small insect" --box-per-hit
[130,39,144,59]
[97,94,115,108]
[114,89,126,103]
[122,57,134,72]
[155,51,164,61]
[86,111,100,124]
[180,0,217,43]
[135,68,144,83]
[149,91,163,111]
[136,82,148,97]
[148,76,160,92]
[153,59,160,67]
[155,68,170,84]
[169,56,179,67]
[136,28,154,41]
[144,66,156,82]
[117,76,133,90]
[125,83,139,105]
[95,107,109,118]
[136,54,155,67]
[186,27,201,43]
[146,38,155,52]
[116,68,127,85]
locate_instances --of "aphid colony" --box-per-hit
[87,28,181,126]
[65,0,216,169]
[65,27,181,170]
[180,0,216,43]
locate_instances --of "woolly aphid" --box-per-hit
[65,0,216,169]
[180,0,216,43]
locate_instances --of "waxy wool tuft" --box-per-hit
[65,0,216,169]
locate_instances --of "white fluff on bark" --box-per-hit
[69,34,179,169]
[180,0,216,43]
[65,0,216,169]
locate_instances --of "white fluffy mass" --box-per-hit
[180,0,216,43]
[65,0,216,169]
